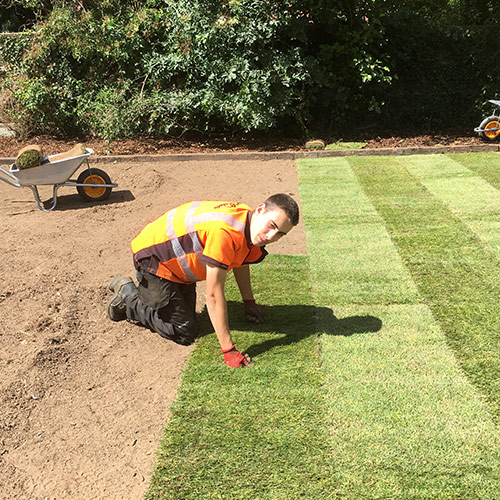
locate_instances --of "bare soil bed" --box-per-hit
[0,157,306,499]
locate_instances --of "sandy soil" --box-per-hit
[0,158,306,500]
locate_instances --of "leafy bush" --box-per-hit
[4,0,497,139]
[0,32,32,64]
[380,1,500,131]
[0,0,393,140]
[0,1,36,32]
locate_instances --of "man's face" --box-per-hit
[250,203,294,247]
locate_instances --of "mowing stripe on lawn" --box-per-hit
[146,255,334,500]
[450,151,500,190]
[320,303,500,499]
[402,154,500,255]
[298,158,419,306]
[298,156,500,497]
[349,155,500,416]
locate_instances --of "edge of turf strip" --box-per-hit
[145,255,334,499]
[145,154,500,499]
[298,156,500,498]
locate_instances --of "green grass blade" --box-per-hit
[145,256,334,500]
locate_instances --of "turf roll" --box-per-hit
[16,144,44,170]
[47,143,88,163]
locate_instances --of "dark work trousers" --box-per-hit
[124,261,199,346]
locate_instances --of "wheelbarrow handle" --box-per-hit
[0,165,22,188]
[475,126,500,132]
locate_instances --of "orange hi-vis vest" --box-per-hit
[131,201,268,284]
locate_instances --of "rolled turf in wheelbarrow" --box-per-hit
[45,143,87,163]
[16,145,44,170]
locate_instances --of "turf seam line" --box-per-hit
[350,156,500,419]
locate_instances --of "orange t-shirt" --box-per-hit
[131,201,267,284]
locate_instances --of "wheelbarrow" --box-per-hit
[0,146,117,211]
[474,99,500,141]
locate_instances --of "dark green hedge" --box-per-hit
[0,0,499,139]
[380,1,500,131]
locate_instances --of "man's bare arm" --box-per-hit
[233,265,254,300]
[205,263,233,350]
[206,263,253,367]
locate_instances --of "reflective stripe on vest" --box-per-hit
[133,201,252,283]
[192,212,246,234]
[165,203,200,282]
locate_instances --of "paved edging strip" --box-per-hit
[0,144,497,165]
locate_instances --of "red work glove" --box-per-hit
[221,345,253,368]
[243,299,263,323]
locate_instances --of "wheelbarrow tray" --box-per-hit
[9,147,94,186]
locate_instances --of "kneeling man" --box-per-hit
[107,193,299,368]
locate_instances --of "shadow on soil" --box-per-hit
[198,302,383,358]
[41,189,135,211]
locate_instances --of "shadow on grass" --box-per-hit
[198,302,382,358]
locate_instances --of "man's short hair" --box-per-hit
[263,193,299,226]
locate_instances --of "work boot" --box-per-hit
[107,276,136,322]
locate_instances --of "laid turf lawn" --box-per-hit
[299,155,500,498]
[349,155,500,415]
[146,153,500,499]
[298,157,419,305]
[403,155,500,254]
[451,151,500,190]
[320,304,500,498]
[146,256,335,500]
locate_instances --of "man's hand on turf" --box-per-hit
[243,299,263,323]
[222,345,253,368]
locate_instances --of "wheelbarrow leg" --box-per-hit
[29,184,61,211]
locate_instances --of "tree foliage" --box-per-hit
[0,0,499,139]
[379,0,500,130]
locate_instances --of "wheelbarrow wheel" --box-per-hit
[478,115,500,141]
[76,168,112,202]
